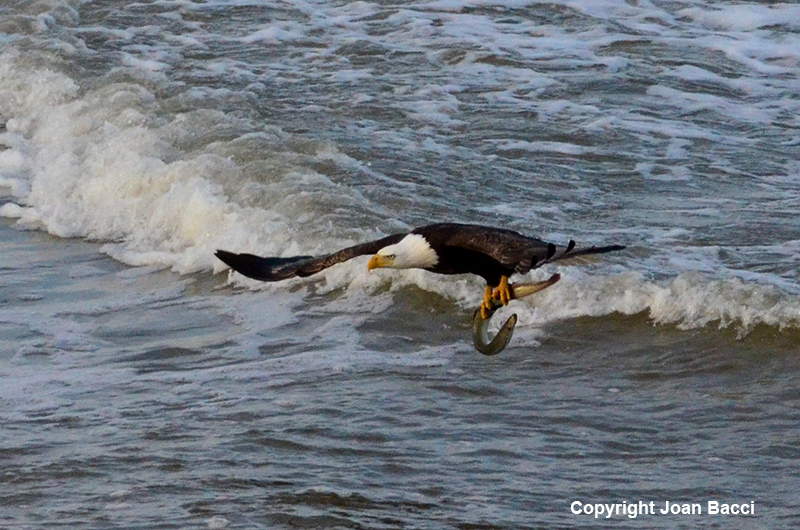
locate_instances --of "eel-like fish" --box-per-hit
[472,273,561,356]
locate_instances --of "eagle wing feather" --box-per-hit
[216,233,406,282]
[422,224,624,275]
[430,225,553,271]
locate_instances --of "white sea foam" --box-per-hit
[239,25,306,45]
[511,270,800,336]
[678,4,800,32]
[0,48,386,275]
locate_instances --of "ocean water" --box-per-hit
[1,0,799,528]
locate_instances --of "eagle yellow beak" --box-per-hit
[367,254,393,271]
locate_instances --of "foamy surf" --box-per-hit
[0,48,391,276]
[509,270,800,337]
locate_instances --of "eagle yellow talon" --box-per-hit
[481,285,494,320]
[491,276,513,306]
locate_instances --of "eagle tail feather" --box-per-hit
[515,242,625,273]
[551,244,626,266]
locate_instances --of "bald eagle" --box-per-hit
[215,223,624,319]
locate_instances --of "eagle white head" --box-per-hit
[367,233,439,270]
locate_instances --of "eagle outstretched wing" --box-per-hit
[215,233,406,282]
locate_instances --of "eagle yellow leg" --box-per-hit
[492,275,513,306]
[481,285,494,320]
